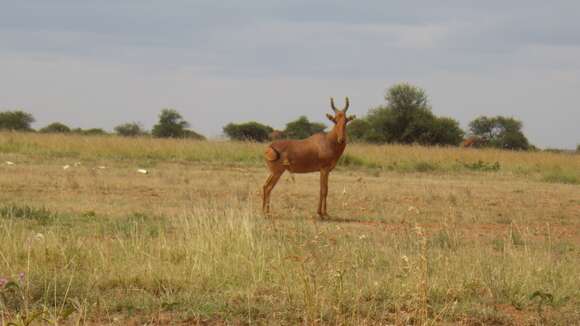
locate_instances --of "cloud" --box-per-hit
[1,1,579,148]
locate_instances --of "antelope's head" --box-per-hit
[326,97,356,144]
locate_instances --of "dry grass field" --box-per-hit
[0,133,579,325]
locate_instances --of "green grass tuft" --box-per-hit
[0,204,56,224]
[337,153,381,169]
[541,171,579,185]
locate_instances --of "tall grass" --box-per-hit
[0,132,262,164]
[1,132,579,323]
[1,132,578,180]
[1,204,577,324]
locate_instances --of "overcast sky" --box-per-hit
[1,1,579,148]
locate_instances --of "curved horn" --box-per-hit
[330,97,338,112]
[343,97,350,112]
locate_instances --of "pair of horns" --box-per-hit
[330,97,349,112]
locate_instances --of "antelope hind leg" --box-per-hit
[262,171,283,217]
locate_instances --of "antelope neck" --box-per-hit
[327,123,346,144]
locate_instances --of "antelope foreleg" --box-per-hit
[318,170,330,218]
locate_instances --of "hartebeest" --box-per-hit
[262,97,355,218]
[461,136,486,148]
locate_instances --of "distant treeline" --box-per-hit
[0,109,205,140]
[223,83,536,151]
[1,82,574,151]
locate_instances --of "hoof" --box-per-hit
[317,212,329,219]
[263,210,272,219]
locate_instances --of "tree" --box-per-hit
[468,116,496,141]
[0,110,35,131]
[114,122,146,137]
[468,116,530,150]
[387,83,429,117]
[346,118,372,142]
[398,107,438,144]
[359,83,464,145]
[151,109,203,139]
[500,129,530,150]
[284,116,326,139]
[365,105,397,143]
[364,84,433,144]
[426,117,465,146]
[39,122,71,133]
[383,83,435,144]
[386,83,430,142]
[223,121,273,142]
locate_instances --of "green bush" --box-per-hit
[223,121,273,142]
[72,128,107,136]
[0,110,35,131]
[468,116,530,150]
[349,83,464,146]
[346,119,371,142]
[39,122,71,133]
[114,122,146,137]
[284,116,326,139]
[152,109,204,139]
[459,160,501,172]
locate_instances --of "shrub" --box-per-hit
[347,119,372,142]
[72,128,107,136]
[114,122,146,137]
[427,117,465,146]
[459,160,501,172]
[468,116,530,150]
[284,116,326,139]
[223,121,273,142]
[353,83,464,145]
[39,122,71,133]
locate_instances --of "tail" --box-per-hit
[264,146,280,161]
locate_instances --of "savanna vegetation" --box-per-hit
[0,111,35,132]
[1,132,578,325]
[223,121,274,142]
[114,122,146,137]
[39,122,72,134]
[0,83,577,324]
[468,116,531,150]
[1,83,550,151]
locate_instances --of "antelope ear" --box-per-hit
[326,113,336,123]
[347,115,356,122]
